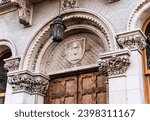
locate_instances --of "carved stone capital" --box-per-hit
[98,50,130,77]
[7,71,49,96]
[11,0,33,27]
[116,30,146,51]
[4,57,20,72]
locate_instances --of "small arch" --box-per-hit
[0,39,16,57]
[0,48,12,104]
[127,1,150,30]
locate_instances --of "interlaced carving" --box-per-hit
[8,73,49,95]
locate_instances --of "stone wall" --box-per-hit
[0,0,143,57]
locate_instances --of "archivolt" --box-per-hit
[127,0,150,30]
[21,9,116,73]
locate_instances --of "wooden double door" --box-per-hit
[45,71,107,104]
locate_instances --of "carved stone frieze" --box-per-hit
[116,30,146,50]
[98,50,130,77]
[4,57,20,72]
[61,0,78,10]
[7,72,49,95]
[11,0,33,27]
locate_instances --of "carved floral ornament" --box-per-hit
[60,0,120,10]
[7,72,49,95]
[116,30,146,50]
[4,57,20,72]
[98,50,130,77]
[61,0,78,10]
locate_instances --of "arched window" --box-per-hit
[0,48,12,104]
[143,19,150,104]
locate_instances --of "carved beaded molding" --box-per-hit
[98,50,130,77]
[7,71,49,96]
[22,11,114,71]
[4,57,20,72]
[127,0,149,30]
[11,0,33,27]
[116,30,146,51]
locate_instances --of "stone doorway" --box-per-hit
[45,71,107,104]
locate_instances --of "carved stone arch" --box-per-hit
[0,39,16,57]
[127,0,150,30]
[22,10,116,74]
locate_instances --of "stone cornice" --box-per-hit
[116,29,147,51]
[7,70,49,96]
[98,49,130,77]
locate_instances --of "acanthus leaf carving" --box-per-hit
[98,50,130,77]
[4,57,20,72]
[116,30,146,50]
[8,72,49,96]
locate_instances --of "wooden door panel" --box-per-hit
[45,71,107,104]
[48,76,77,104]
[97,92,107,104]
[78,72,106,104]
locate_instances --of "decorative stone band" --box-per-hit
[98,49,130,77]
[4,57,20,72]
[116,29,146,51]
[7,71,49,96]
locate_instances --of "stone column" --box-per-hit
[98,49,131,104]
[4,57,49,104]
[116,29,146,104]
